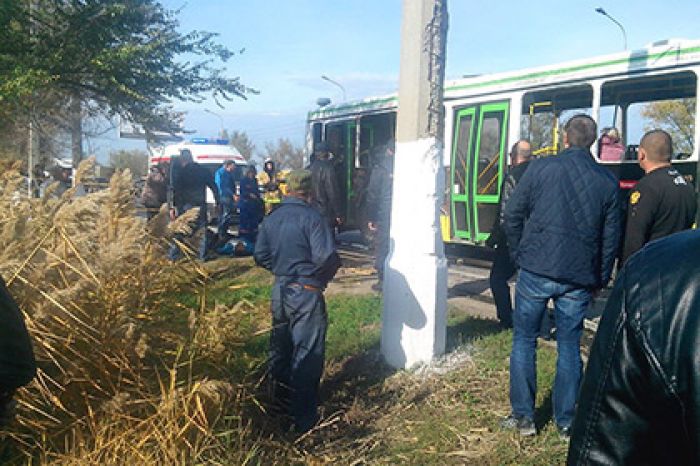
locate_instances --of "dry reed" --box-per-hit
[0,161,259,464]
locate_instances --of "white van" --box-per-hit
[150,138,248,205]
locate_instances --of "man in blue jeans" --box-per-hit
[502,115,621,438]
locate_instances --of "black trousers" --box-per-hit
[489,245,517,327]
[269,280,327,432]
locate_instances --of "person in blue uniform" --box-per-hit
[214,160,238,243]
[254,169,341,434]
[238,165,263,242]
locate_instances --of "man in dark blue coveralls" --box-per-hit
[254,169,341,433]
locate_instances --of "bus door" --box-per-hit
[450,101,509,242]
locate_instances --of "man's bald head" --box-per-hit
[640,130,673,163]
[511,139,532,165]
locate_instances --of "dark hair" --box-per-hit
[223,160,235,167]
[640,129,673,163]
[564,114,597,148]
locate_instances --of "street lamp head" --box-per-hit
[595,7,607,15]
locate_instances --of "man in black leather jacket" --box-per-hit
[568,229,700,465]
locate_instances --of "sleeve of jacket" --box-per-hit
[309,214,341,286]
[0,277,36,391]
[622,184,657,264]
[486,175,512,247]
[503,168,534,261]
[214,168,223,196]
[600,188,621,286]
[253,219,273,271]
[567,267,662,466]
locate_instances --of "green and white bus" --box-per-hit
[306,38,700,247]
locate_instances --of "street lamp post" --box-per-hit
[595,7,628,51]
[204,109,225,138]
[321,75,347,102]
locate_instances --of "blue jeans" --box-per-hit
[509,269,590,428]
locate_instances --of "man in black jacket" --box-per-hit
[568,229,700,465]
[502,115,621,437]
[254,169,341,434]
[168,149,220,260]
[0,276,36,425]
[621,129,696,264]
[487,139,531,328]
[310,142,343,229]
[366,142,395,292]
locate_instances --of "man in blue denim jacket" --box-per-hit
[502,115,621,438]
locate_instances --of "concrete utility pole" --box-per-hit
[381,0,448,369]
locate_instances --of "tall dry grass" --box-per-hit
[0,160,262,465]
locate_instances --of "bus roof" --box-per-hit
[308,38,700,121]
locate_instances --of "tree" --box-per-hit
[640,99,695,154]
[223,129,255,160]
[0,1,254,138]
[109,149,148,180]
[262,138,304,170]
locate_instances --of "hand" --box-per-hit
[169,208,177,221]
[335,217,343,226]
[368,221,377,232]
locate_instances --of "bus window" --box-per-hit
[521,85,593,157]
[475,112,503,196]
[601,71,697,160]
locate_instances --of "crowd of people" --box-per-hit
[3,114,699,458]
[486,115,698,463]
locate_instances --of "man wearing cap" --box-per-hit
[254,169,341,434]
[310,142,343,229]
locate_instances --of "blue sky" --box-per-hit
[98,0,700,160]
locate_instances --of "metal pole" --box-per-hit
[381,0,448,369]
[321,75,347,102]
[204,109,225,137]
[595,7,627,50]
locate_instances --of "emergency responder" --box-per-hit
[310,142,343,229]
[254,169,341,434]
[259,158,282,213]
[168,149,220,261]
[366,142,395,292]
[215,160,237,242]
[0,276,36,426]
[39,160,73,198]
[621,129,697,264]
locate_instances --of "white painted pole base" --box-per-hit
[380,138,448,369]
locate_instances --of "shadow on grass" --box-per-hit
[448,278,491,298]
[535,392,554,430]
[446,315,504,352]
